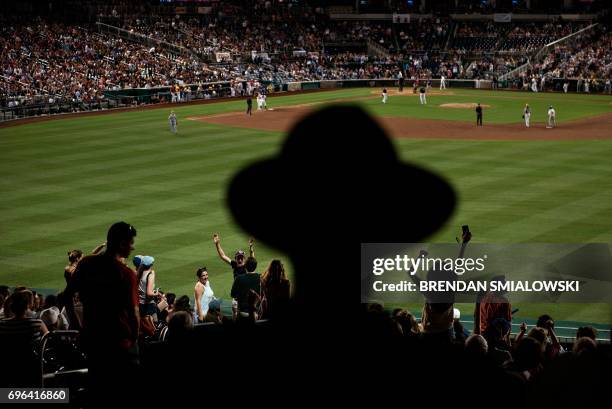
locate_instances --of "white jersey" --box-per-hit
[194,281,214,321]
[548,108,556,118]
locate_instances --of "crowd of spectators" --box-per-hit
[1,4,609,109]
[531,25,611,88]
[0,222,291,389]
[363,231,611,407]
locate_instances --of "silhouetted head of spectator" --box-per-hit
[367,303,385,314]
[228,105,455,306]
[465,334,488,357]
[43,294,58,309]
[536,314,554,330]
[166,293,176,308]
[262,259,287,286]
[245,257,257,273]
[41,308,60,331]
[167,311,193,342]
[174,295,193,315]
[392,308,405,318]
[576,326,597,341]
[106,221,137,258]
[515,336,543,372]
[7,291,31,318]
[489,317,511,340]
[67,249,83,264]
[528,327,548,351]
[573,337,597,356]
[394,311,419,336]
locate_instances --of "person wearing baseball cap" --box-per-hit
[212,233,255,279]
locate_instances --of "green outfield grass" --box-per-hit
[1,88,611,325]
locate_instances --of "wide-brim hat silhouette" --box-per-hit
[227,105,456,253]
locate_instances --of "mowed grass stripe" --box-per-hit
[0,130,279,203]
[0,125,279,181]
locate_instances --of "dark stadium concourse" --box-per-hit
[0,0,611,407]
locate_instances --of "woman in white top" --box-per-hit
[194,267,215,323]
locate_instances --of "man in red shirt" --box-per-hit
[64,221,139,402]
[478,275,512,336]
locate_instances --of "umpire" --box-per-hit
[475,103,483,126]
[246,95,253,116]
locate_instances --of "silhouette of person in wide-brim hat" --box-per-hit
[227,105,456,304]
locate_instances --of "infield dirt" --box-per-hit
[189,105,612,141]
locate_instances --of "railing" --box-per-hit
[95,22,200,60]
[367,39,390,58]
[498,23,598,81]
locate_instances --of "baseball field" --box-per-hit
[1,87,611,335]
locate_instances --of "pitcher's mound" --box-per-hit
[440,103,491,109]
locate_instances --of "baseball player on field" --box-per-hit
[382,88,388,104]
[440,75,446,90]
[523,104,531,128]
[547,105,556,128]
[168,111,177,134]
[419,85,427,104]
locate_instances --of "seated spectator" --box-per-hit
[573,337,597,356]
[0,290,48,386]
[576,326,597,340]
[204,299,225,324]
[157,292,175,323]
[172,295,193,319]
[507,336,544,380]
[166,311,193,343]
[465,334,488,358]
[40,294,69,330]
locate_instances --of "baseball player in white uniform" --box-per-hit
[168,111,177,134]
[523,104,531,128]
[547,105,556,128]
[531,77,538,92]
[440,75,446,90]
[382,88,388,104]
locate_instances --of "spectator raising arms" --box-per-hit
[213,233,254,278]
